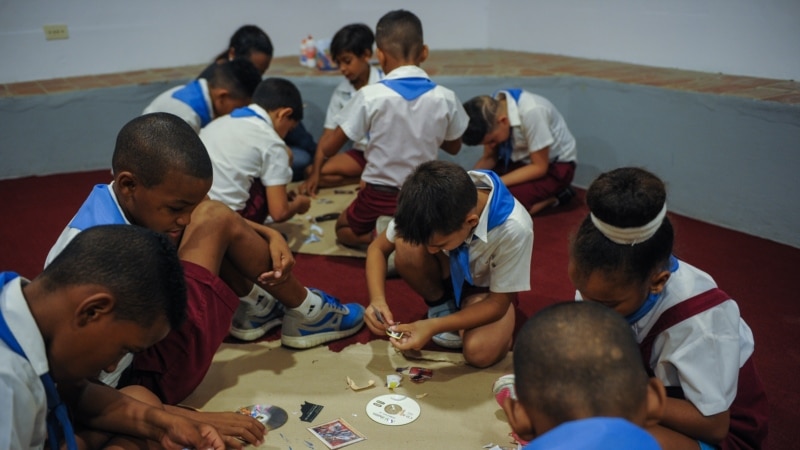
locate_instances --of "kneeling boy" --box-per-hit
[365,160,532,367]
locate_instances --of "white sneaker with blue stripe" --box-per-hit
[281,289,365,349]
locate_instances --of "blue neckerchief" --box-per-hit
[625,255,680,324]
[230,106,267,122]
[494,89,523,170]
[449,171,516,306]
[0,272,78,450]
[69,185,126,231]
[171,80,212,127]
[379,77,436,101]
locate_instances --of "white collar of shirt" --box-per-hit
[198,78,215,121]
[106,181,131,225]
[383,65,430,80]
[245,103,274,127]
[495,90,522,128]
[465,170,498,245]
[1,277,49,377]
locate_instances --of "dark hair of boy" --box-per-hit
[375,9,424,60]
[330,23,375,61]
[112,113,213,188]
[570,167,673,286]
[41,224,187,329]
[461,95,498,146]
[394,160,477,246]
[208,57,262,100]
[515,301,651,424]
[216,24,274,61]
[252,78,304,121]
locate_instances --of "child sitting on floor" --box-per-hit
[499,301,665,449]
[202,77,311,224]
[569,167,769,449]
[143,58,262,133]
[1,225,226,449]
[300,22,384,193]
[45,113,363,435]
[462,89,577,215]
[365,160,532,367]
[308,10,468,247]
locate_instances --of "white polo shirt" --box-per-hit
[336,65,468,188]
[496,89,576,164]
[386,170,533,294]
[143,79,214,133]
[202,104,293,212]
[0,276,48,449]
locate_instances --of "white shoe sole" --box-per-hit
[229,318,283,341]
[281,320,364,349]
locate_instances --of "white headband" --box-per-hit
[590,204,667,245]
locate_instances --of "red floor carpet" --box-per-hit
[1,170,797,449]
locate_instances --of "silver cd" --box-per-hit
[365,394,421,426]
[236,404,289,430]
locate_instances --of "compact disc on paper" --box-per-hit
[236,404,289,430]
[366,394,421,426]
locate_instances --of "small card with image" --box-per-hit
[307,418,366,449]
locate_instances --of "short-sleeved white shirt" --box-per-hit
[576,260,755,416]
[336,65,468,188]
[386,170,533,294]
[0,276,48,449]
[496,89,576,164]
[142,79,214,133]
[323,66,384,140]
[202,104,293,212]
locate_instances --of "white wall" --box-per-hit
[487,0,800,80]
[1,0,798,83]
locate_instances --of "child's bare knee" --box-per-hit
[463,341,509,368]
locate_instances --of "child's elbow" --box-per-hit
[705,410,731,445]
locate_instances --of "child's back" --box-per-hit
[317,10,468,247]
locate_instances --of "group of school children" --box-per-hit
[1,8,768,450]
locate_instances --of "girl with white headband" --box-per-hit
[568,167,767,450]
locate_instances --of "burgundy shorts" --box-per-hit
[122,261,239,405]
[346,183,399,236]
[344,149,367,169]
[494,161,575,210]
[239,179,268,224]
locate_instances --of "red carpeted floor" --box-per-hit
[1,170,797,449]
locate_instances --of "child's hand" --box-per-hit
[158,416,226,450]
[191,411,266,449]
[292,193,311,214]
[388,320,434,351]
[299,175,320,197]
[365,302,395,335]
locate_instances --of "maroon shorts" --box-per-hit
[239,179,268,224]
[122,261,239,405]
[494,161,575,210]
[345,183,399,236]
[344,149,367,169]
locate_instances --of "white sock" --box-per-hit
[290,289,323,317]
[240,284,270,306]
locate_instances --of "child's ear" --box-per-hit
[502,397,537,442]
[75,292,115,327]
[643,377,667,428]
[418,44,429,64]
[649,270,671,295]
[363,48,373,60]
[115,171,138,196]
[278,107,294,121]
[466,212,480,229]
[226,47,236,61]
[376,48,386,67]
